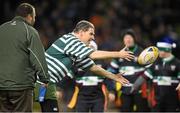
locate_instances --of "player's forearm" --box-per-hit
[89,50,120,60]
[90,64,118,81]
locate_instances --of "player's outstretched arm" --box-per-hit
[89,46,134,61]
[90,64,129,85]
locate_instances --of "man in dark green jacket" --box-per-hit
[0,3,49,112]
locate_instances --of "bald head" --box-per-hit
[15,3,36,25]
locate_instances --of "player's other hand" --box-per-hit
[176,83,180,92]
[108,93,116,102]
[115,73,129,85]
[119,46,134,61]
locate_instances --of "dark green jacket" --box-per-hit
[0,16,49,90]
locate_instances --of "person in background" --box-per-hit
[144,37,180,112]
[68,40,108,112]
[0,3,49,112]
[108,29,150,112]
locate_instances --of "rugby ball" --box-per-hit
[138,46,159,65]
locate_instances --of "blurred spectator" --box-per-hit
[1,0,180,58]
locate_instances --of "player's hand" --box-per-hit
[176,83,180,92]
[115,73,129,85]
[119,46,134,61]
[108,93,116,102]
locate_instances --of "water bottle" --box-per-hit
[38,86,46,102]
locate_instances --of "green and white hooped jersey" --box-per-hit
[75,61,105,86]
[45,33,94,83]
[76,76,104,86]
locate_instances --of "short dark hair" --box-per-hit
[121,29,137,41]
[73,20,94,33]
[15,3,34,17]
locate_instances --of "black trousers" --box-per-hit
[76,85,105,112]
[152,86,180,112]
[40,99,59,112]
[120,93,150,112]
[0,89,33,112]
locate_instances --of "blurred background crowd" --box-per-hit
[1,0,180,112]
[1,0,180,59]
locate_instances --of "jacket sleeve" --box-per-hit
[28,27,49,83]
